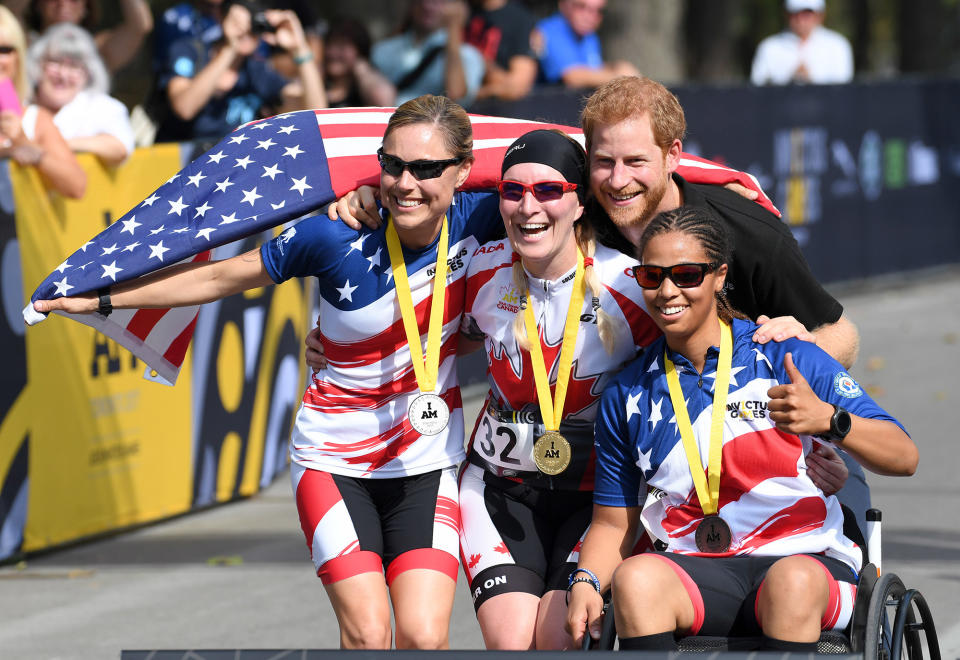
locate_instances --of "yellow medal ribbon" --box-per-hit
[385,216,449,393]
[522,249,586,431]
[664,320,733,516]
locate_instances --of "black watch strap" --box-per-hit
[826,404,852,443]
[98,287,113,317]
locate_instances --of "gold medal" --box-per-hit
[521,249,586,476]
[533,430,571,475]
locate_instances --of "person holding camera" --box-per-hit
[154,0,323,143]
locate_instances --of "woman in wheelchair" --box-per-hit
[565,206,917,652]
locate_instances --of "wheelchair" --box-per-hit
[583,509,941,659]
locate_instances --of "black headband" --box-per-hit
[500,130,586,196]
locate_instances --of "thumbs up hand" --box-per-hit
[766,352,835,436]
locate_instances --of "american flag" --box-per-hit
[23,107,774,384]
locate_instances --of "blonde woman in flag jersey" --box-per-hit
[33,94,509,649]
[455,129,661,649]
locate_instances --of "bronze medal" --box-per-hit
[533,430,571,475]
[695,515,732,553]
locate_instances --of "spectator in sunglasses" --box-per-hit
[0,5,85,198]
[567,206,915,650]
[27,23,135,165]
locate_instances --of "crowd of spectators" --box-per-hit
[0,0,857,200]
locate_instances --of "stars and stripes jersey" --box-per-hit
[461,241,661,490]
[260,190,501,478]
[593,317,906,573]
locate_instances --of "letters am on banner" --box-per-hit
[0,149,311,559]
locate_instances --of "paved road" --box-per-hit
[0,270,957,659]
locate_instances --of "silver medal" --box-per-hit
[408,393,449,435]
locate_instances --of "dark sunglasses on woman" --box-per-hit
[496,180,578,202]
[376,148,464,180]
[632,263,717,289]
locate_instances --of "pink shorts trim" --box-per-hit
[385,547,459,587]
[649,553,705,635]
[318,550,383,585]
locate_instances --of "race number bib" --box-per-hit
[474,407,538,472]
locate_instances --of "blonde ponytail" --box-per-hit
[575,223,617,355]
[511,254,533,351]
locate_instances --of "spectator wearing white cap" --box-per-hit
[750,0,853,85]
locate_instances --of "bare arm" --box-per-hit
[811,314,860,369]
[30,107,87,198]
[34,248,275,315]
[442,1,470,101]
[67,134,129,166]
[753,313,859,369]
[476,55,537,101]
[167,48,238,121]
[167,5,255,121]
[268,10,326,111]
[353,59,396,107]
[566,503,641,645]
[560,60,639,89]
[94,0,154,73]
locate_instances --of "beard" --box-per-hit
[599,171,670,235]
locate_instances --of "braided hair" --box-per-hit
[637,207,748,324]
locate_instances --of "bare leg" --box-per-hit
[757,556,830,642]
[390,568,457,649]
[535,589,576,650]
[324,572,393,649]
[476,591,539,649]
[611,554,696,637]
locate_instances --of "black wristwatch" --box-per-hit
[821,404,852,444]
[97,287,113,317]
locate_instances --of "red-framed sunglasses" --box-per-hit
[632,263,717,289]
[496,180,578,202]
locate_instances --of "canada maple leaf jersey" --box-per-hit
[261,191,501,478]
[594,318,906,573]
[461,240,661,490]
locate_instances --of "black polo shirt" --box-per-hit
[589,173,843,329]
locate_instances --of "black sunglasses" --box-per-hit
[497,180,578,202]
[632,263,717,289]
[377,148,464,180]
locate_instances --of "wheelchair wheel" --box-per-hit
[863,573,941,660]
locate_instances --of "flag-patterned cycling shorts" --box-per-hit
[642,552,858,636]
[292,463,461,585]
[458,462,593,611]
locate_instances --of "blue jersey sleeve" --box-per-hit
[593,370,647,507]
[260,214,360,284]
[766,337,907,433]
[449,190,501,244]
